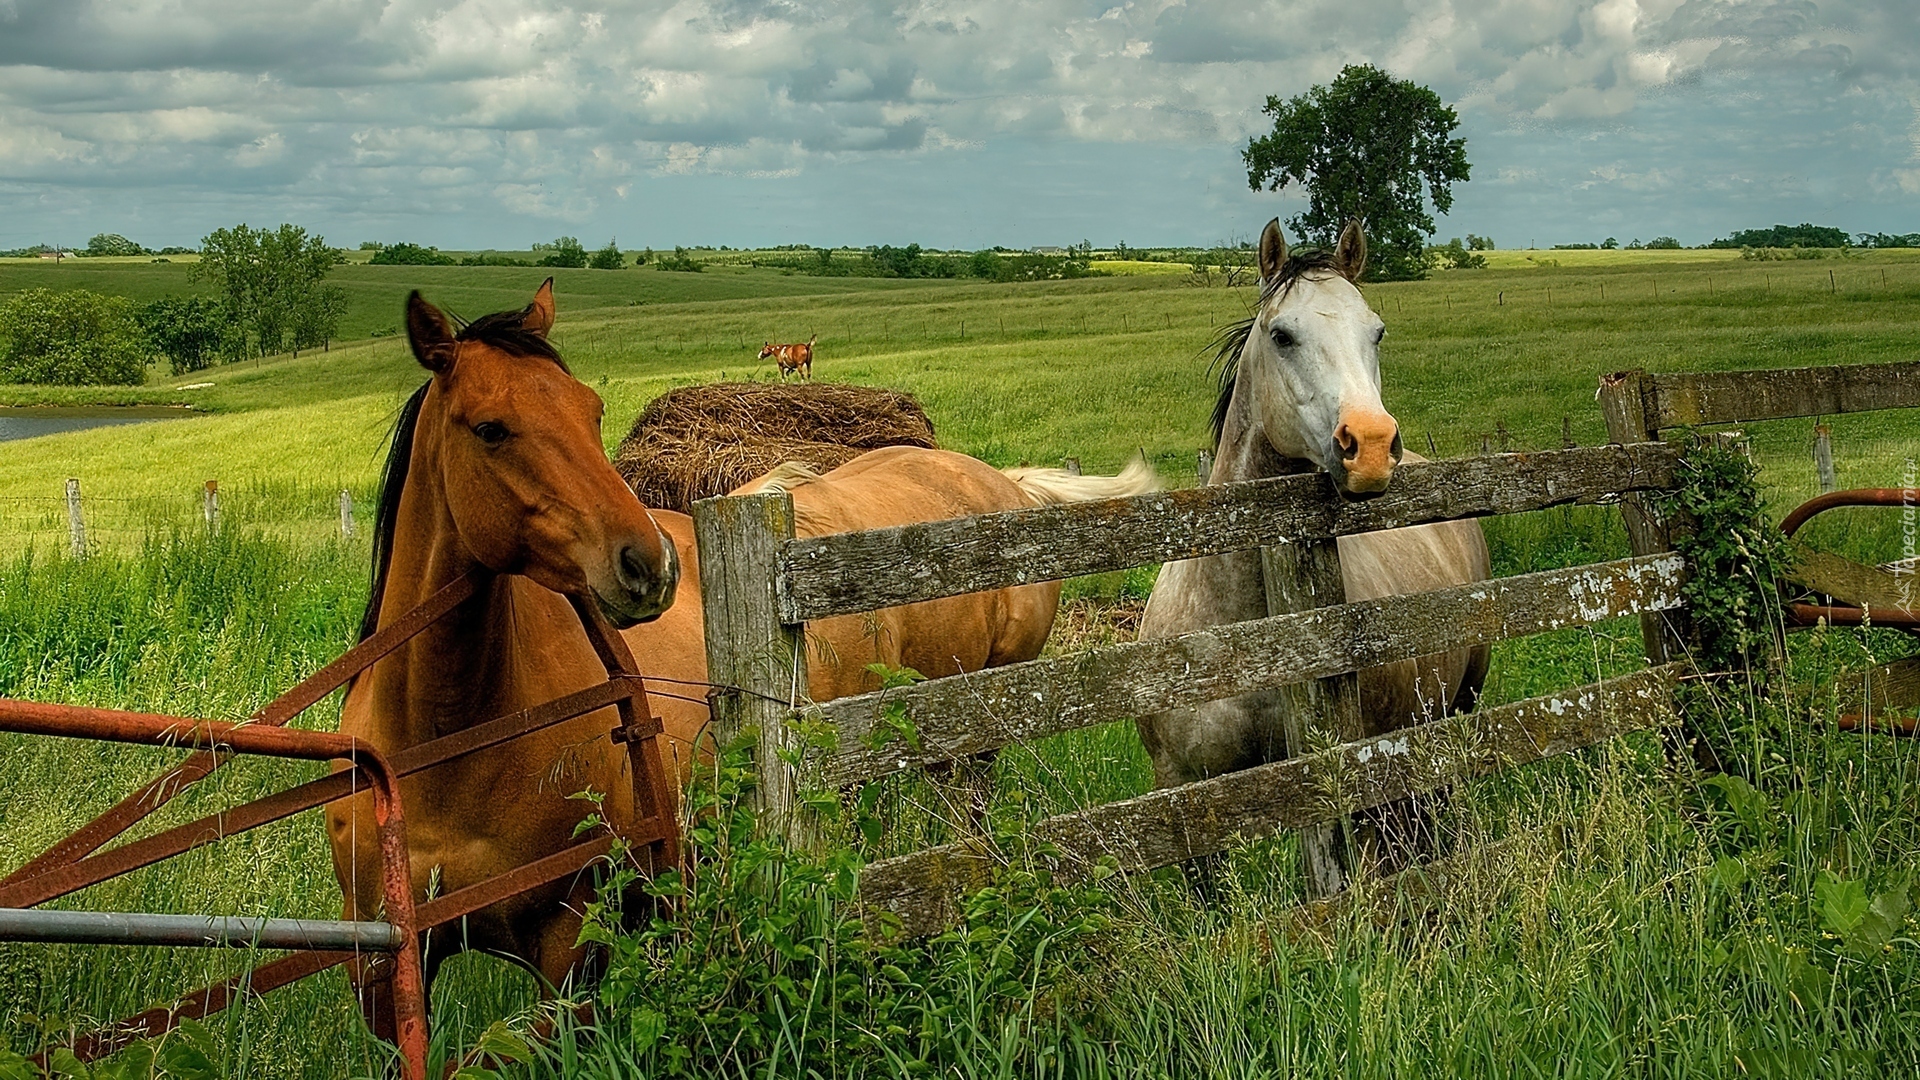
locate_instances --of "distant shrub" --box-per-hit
[1552,242,1599,250]
[1427,237,1487,269]
[589,240,626,270]
[459,254,533,267]
[0,288,148,385]
[1741,246,1836,261]
[83,233,148,257]
[536,237,588,269]
[1645,236,1682,250]
[139,296,226,375]
[369,242,456,266]
[654,246,704,272]
[157,246,197,256]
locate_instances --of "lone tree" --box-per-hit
[1243,64,1470,280]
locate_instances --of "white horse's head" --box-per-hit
[1241,217,1400,497]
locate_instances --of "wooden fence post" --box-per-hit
[340,489,355,538]
[1261,538,1361,898]
[1598,370,1685,665]
[65,478,85,558]
[1196,449,1213,486]
[1814,424,1836,492]
[1063,457,1081,476]
[202,480,220,534]
[693,492,810,843]
[1599,369,1724,771]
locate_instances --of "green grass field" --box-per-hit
[4,253,1920,1077]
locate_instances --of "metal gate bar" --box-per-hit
[0,910,404,951]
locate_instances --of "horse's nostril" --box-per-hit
[619,545,653,589]
[1335,424,1359,459]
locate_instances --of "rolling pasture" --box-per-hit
[4,251,1920,1076]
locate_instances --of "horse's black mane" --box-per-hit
[357,302,568,641]
[1208,249,1347,449]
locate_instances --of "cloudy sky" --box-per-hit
[1,0,1914,251]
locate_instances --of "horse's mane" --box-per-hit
[1208,249,1348,449]
[357,302,569,641]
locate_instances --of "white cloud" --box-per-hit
[0,0,1913,245]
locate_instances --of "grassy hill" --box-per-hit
[5,248,1918,550]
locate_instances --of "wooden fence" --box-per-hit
[692,442,1696,936]
[1600,359,1920,724]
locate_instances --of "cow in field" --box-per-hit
[760,334,816,380]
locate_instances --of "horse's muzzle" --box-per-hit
[597,537,679,627]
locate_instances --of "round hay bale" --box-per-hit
[615,382,937,513]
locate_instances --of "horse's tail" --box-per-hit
[807,333,818,346]
[1001,456,1159,506]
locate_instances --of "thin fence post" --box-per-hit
[693,492,810,845]
[1062,457,1081,476]
[1196,449,1213,485]
[65,478,85,558]
[1562,416,1576,449]
[203,480,220,534]
[340,489,356,538]
[1813,423,1836,492]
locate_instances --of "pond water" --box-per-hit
[0,407,198,443]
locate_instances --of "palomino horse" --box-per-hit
[330,282,1155,1020]
[759,334,816,380]
[1137,219,1490,860]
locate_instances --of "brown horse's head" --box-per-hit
[399,280,677,627]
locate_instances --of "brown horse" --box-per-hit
[759,334,815,380]
[330,283,1156,1020]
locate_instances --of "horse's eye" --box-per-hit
[1374,327,1386,344]
[1270,327,1296,349]
[473,421,510,445]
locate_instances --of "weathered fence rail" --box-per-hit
[813,553,1683,785]
[695,440,1699,934]
[861,664,1682,937]
[780,442,1683,620]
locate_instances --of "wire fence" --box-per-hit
[1,479,375,555]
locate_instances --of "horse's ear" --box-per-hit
[406,291,457,373]
[522,278,556,337]
[1335,219,1368,282]
[1258,218,1288,285]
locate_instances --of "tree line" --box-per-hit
[0,223,347,385]
[367,236,647,269]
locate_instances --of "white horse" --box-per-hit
[1137,219,1490,818]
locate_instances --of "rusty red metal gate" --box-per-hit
[0,570,681,1078]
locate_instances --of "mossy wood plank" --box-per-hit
[859,666,1682,938]
[1648,361,1920,429]
[814,553,1684,785]
[779,443,1683,621]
